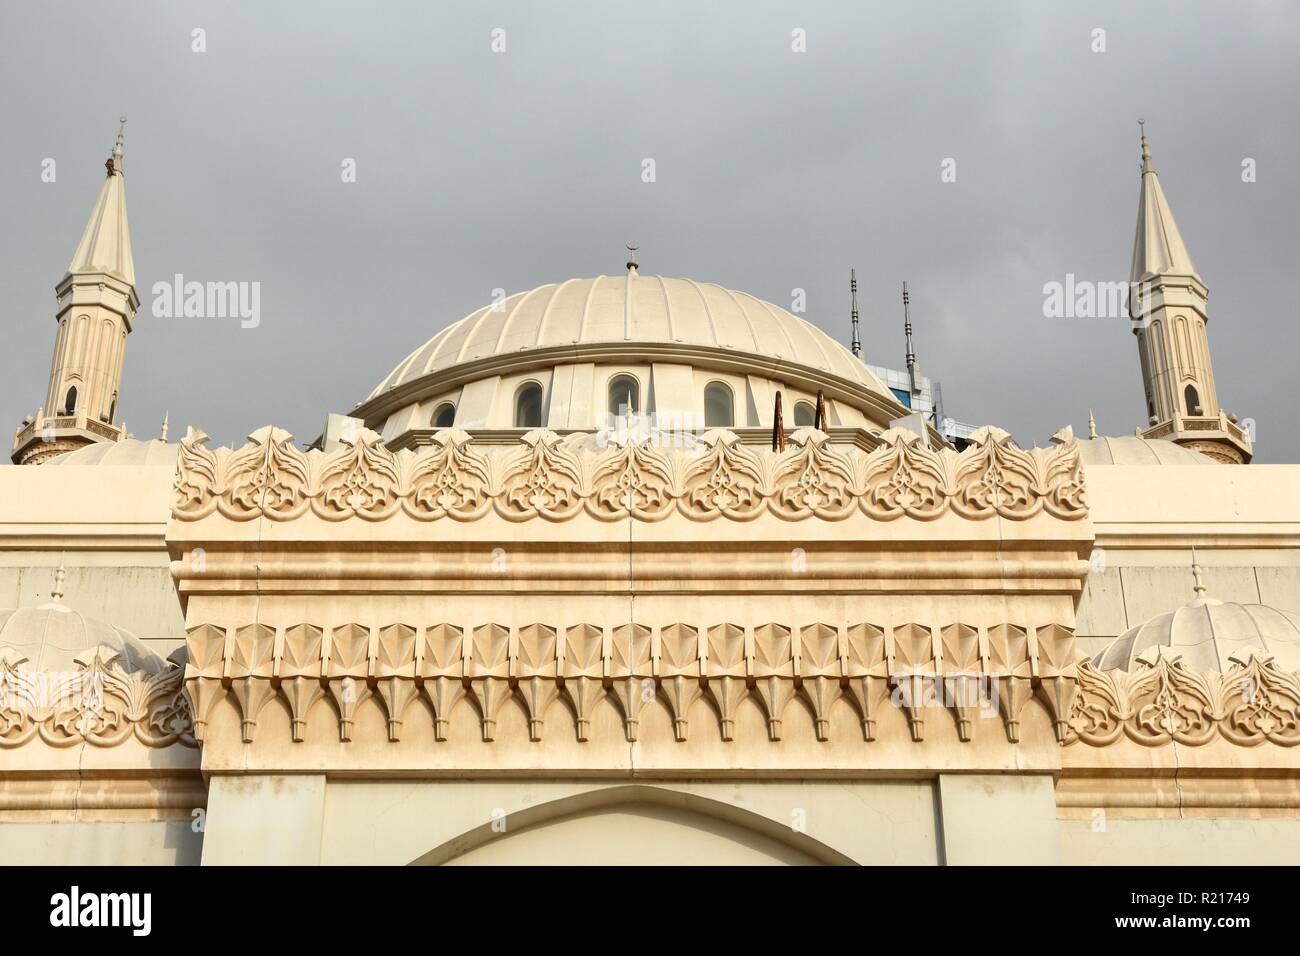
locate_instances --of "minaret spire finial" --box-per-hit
[1138,117,1153,174]
[625,243,639,274]
[107,116,126,177]
[160,411,169,442]
[1088,409,1098,439]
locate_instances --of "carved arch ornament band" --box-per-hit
[172,424,1088,524]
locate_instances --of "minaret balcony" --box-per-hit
[11,412,125,465]
[1139,410,1252,464]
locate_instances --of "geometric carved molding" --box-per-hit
[172,423,1088,525]
[182,620,1086,747]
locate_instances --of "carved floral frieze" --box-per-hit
[1066,649,1300,748]
[172,424,1087,524]
[0,646,195,749]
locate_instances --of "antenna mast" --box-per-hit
[850,269,861,357]
[902,281,917,393]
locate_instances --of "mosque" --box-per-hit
[0,124,1295,865]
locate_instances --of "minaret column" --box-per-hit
[1128,123,1251,464]
[12,122,138,465]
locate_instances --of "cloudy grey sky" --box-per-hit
[2,1,1297,460]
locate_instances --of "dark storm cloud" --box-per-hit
[2,1,1297,459]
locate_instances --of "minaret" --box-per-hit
[1129,122,1251,464]
[12,121,137,465]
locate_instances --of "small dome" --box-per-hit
[0,604,163,674]
[1071,434,1211,465]
[367,275,891,399]
[45,438,179,467]
[1076,435,1215,466]
[1095,598,1300,673]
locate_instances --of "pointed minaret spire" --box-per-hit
[1130,120,1198,286]
[1127,121,1251,464]
[13,121,139,465]
[160,411,170,442]
[1088,409,1098,439]
[70,118,135,287]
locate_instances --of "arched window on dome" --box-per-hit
[607,375,639,418]
[515,382,543,428]
[1184,383,1202,417]
[793,402,815,427]
[62,385,78,416]
[704,381,734,428]
[431,402,456,429]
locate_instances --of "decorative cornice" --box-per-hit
[1066,650,1300,748]
[0,646,195,750]
[172,424,1088,525]
[183,619,1083,747]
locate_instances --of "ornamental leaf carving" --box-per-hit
[496,430,584,521]
[312,432,402,520]
[771,435,857,520]
[171,423,1090,524]
[1,646,196,750]
[587,441,675,521]
[678,432,765,521]
[860,431,948,521]
[405,430,492,520]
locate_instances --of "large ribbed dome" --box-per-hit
[368,274,888,399]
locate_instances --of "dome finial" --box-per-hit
[1191,547,1207,598]
[1088,409,1097,439]
[51,558,67,602]
[160,411,169,442]
[625,243,639,274]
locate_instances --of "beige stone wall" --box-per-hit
[200,776,1072,866]
[0,551,185,656]
[1059,818,1300,865]
[322,779,941,866]
[0,463,185,656]
[0,821,201,866]
[1075,548,1300,657]
[1076,463,1300,656]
